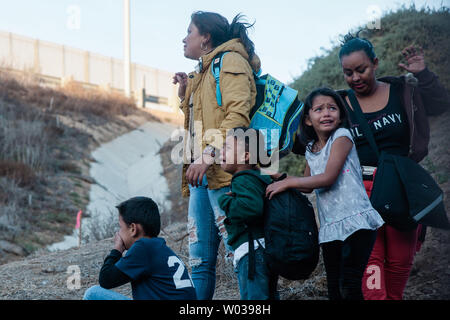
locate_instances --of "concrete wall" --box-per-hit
[0,30,181,115]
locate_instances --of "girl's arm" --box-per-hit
[266,136,353,199]
[294,162,313,194]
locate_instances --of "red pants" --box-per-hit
[362,179,420,300]
[362,224,420,300]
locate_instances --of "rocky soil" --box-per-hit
[0,111,448,300]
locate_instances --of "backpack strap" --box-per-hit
[230,170,268,280]
[211,51,230,107]
[347,90,381,160]
[230,170,285,280]
[247,228,255,280]
[247,229,266,280]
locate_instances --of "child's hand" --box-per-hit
[266,180,289,200]
[114,232,126,253]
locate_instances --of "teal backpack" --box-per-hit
[211,51,304,158]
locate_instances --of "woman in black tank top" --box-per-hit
[338,33,448,300]
[346,82,410,167]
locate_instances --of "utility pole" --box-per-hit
[124,0,131,97]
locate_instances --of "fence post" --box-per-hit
[34,39,40,74]
[141,75,146,108]
[155,69,159,97]
[131,63,137,99]
[123,0,131,97]
[84,51,90,83]
[110,57,114,88]
[62,45,66,78]
[8,32,13,65]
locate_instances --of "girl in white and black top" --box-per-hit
[266,87,384,300]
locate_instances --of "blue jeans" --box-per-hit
[188,175,232,300]
[235,247,278,300]
[83,285,131,300]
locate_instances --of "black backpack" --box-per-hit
[234,171,320,280]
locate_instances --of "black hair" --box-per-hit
[339,31,377,63]
[191,11,255,59]
[298,87,349,154]
[227,126,269,167]
[116,197,160,237]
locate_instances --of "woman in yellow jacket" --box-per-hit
[173,11,261,300]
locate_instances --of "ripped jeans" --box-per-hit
[188,175,232,300]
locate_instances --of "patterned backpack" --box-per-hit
[211,52,304,158]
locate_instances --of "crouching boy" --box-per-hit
[83,196,197,300]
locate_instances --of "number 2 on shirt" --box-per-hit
[167,256,194,289]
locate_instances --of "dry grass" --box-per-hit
[0,69,155,263]
[0,178,29,240]
[60,81,137,118]
[0,112,50,172]
[0,71,139,120]
[0,160,37,188]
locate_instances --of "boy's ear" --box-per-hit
[129,223,139,237]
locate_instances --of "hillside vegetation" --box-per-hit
[0,5,448,300]
[292,5,450,99]
[279,5,450,176]
[0,71,156,264]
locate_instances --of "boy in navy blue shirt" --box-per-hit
[83,197,197,300]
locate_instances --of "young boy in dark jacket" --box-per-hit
[218,127,277,300]
[83,197,197,300]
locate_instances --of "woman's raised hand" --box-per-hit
[398,45,426,74]
[173,72,188,100]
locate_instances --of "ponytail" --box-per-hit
[339,31,377,63]
[229,13,255,59]
[191,11,255,59]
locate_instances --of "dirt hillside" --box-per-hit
[0,109,448,300]
[0,71,158,265]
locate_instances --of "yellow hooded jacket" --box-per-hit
[180,38,261,197]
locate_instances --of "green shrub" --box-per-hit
[290,5,450,99]
[284,5,450,175]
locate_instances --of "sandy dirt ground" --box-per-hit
[0,111,448,300]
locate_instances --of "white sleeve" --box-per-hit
[331,128,354,145]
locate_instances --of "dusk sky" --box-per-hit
[0,0,445,83]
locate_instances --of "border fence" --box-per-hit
[0,30,181,118]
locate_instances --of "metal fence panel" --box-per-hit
[0,31,178,112]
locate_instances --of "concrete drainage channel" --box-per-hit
[48,121,178,251]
